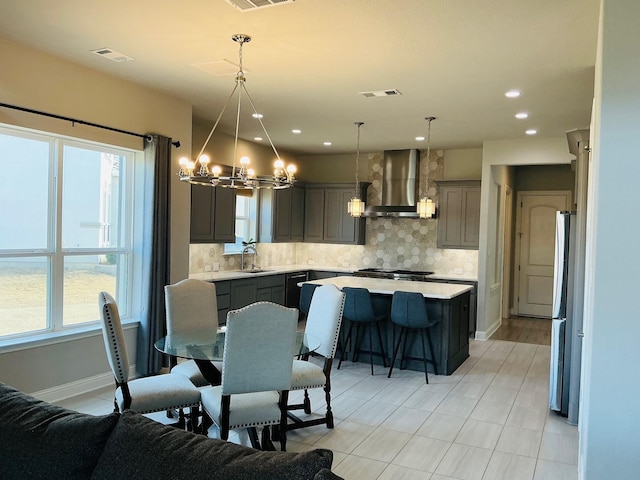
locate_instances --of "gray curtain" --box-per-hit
[136,134,172,375]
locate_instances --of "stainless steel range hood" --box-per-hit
[364,149,420,217]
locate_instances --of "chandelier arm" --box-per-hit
[195,83,240,161]
[241,83,283,164]
[231,77,245,179]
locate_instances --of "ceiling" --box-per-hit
[0,0,600,155]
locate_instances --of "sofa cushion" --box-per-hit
[0,382,120,480]
[92,410,338,480]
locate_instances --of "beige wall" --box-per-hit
[0,37,192,395]
[443,148,483,179]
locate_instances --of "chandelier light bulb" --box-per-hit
[179,157,189,166]
[247,168,255,178]
[211,165,222,176]
[286,164,296,174]
[199,154,210,165]
[240,156,250,165]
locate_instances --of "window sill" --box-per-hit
[0,320,139,354]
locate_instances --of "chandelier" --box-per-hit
[347,122,366,217]
[417,116,437,218]
[178,34,296,189]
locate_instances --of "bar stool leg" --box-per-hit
[388,326,405,378]
[426,328,438,375]
[337,323,354,369]
[419,329,429,384]
[367,323,375,375]
[375,322,388,367]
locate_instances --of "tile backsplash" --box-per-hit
[189,149,478,277]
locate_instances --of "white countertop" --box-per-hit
[189,265,478,285]
[303,276,473,300]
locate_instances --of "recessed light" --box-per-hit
[252,113,264,119]
[415,136,426,141]
[515,112,529,119]
[291,129,302,134]
[323,141,332,146]
[525,129,537,135]
[505,90,521,98]
[253,136,263,141]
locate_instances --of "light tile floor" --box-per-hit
[53,339,578,480]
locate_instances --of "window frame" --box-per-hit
[0,123,139,345]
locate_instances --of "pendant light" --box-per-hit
[347,121,365,217]
[178,34,296,189]
[417,116,437,218]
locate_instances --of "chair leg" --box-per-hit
[419,330,430,384]
[368,324,374,375]
[375,321,388,367]
[388,326,405,378]
[261,426,276,451]
[426,329,438,375]
[400,327,411,370]
[279,391,289,451]
[352,325,362,363]
[221,395,231,440]
[303,389,312,414]
[247,427,260,449]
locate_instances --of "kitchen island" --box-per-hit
[303,276,472,375]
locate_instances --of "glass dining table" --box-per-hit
[155,327,320,386]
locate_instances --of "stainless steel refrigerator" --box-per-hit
[549,211,583,424]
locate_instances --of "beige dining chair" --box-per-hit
[165,279,221,387]
[199,301,298,451]
[287,283,345,431]
[98,291,201,430]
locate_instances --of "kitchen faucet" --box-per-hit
[241,244,258,271]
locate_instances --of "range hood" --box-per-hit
[364,149,420,217]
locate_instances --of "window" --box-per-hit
[224,191,257,254]
[0,124,136,341]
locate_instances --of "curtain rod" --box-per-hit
[0,102,181,148]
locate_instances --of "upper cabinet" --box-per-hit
[436,180,481,249]
[258,185,305,243]
[190,185,236,243]
[304,183,369,245]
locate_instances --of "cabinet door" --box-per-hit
[324,188,356,243]
[437,186,463,248]
[304,188,325,242]
[460,187,481,248]
[213,187,237,243]
[229,278,257,309]
[256,288,272,302]
[290,186,305,241]
[190,185,216,243]
[273,188,292,242]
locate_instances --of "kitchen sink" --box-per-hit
[239,268,272,274]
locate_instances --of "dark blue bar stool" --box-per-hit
[388,291,438,383]
[337,287,388,375]
[299,283,319,321]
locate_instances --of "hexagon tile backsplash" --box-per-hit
[189,148,478,277]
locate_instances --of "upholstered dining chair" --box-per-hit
[388,291,439,383]
[298,282,320,322]
[287,284,345,431]
[98,291,201,429]
[165,279,220,387]
[337,287,389,375]
[199,301,298,451]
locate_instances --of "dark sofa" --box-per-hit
[0,383,343,480]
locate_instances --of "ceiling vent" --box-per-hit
[359,89,402,98]
[225,0,295,11]
[90,48,134,63]
[192,59,243,77]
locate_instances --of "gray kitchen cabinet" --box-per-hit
[213,280,230,325]
[259,185,305,243]
[303,183,369,245]
[229,277,257,310]
[424,277,477,337]
[436,180,481,249]
[190,184,236,243]
[256,274,285,304]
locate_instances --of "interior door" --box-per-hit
[516,191,571,317]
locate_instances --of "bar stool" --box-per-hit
[299,283,319,322]
[388,291,438,384]
[337,287,388,375]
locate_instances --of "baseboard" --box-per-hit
[32,363,137,403]
[475,317,502,341]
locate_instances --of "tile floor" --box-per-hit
[54,335,578,480]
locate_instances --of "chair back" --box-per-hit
[305,284,345,359]
[342,287,376,323]
[165,279,218,335]
[299,283,320,316]
[222,302,298,395]
[98,291,129,384]
[391,291,436,329]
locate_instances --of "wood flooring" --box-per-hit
[490,316,551,346]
